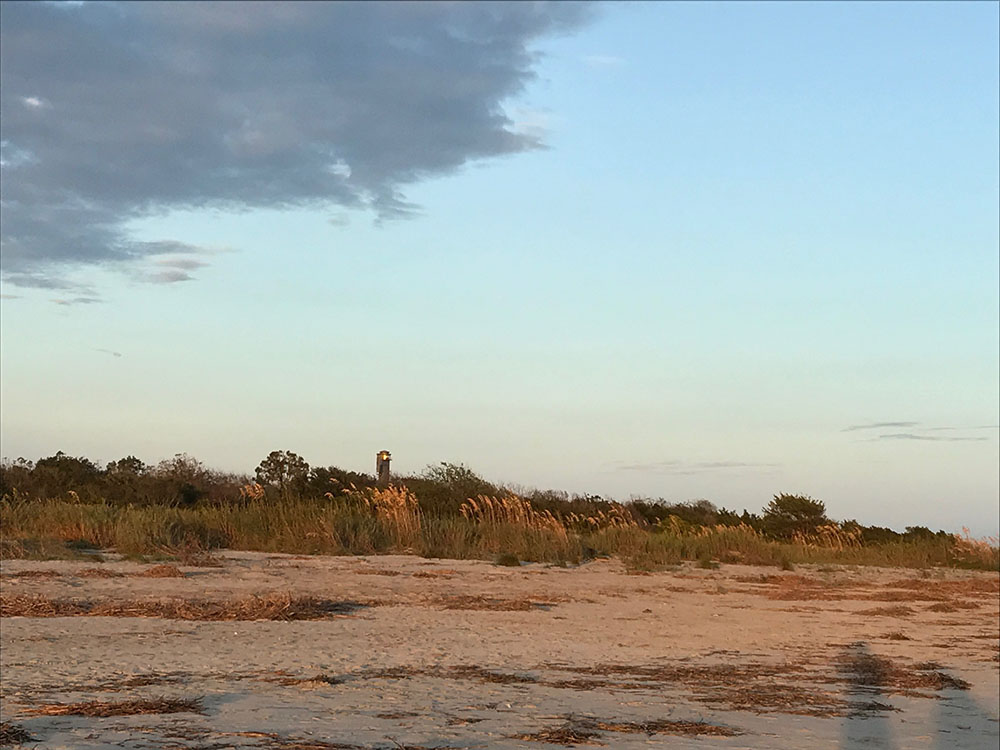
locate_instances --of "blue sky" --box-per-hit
[1,2,998,534]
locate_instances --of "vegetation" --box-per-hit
[0,452,996,570]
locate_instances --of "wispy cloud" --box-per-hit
[0,293,21,299]
[615,460,778,475]
[2,271,85,290]
[843,421,919,432]
[846,421,997,442]
[147,269,194,284]
[873,433,988,443]
[154,256,209,271]
[95,348,122,358]
[52,296,102,306]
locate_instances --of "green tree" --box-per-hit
[402,462,499,514]
[761,493,829,539]
[255,450,310,494]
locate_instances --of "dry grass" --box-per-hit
[411,569,457,578]
[24,696,203,717]
[461,494,553,529]
[951,528,1000,569]
[0,592,366,620]
[138,564,185,578]
[565,504,640,531]
[549,661,845,716]
[448,665,538,684]
[0,722,34,745]
[6,564,184,580]
[432,594,551,611]
[77,567,124,578]
[259,673,344,687]
[859,605,916,617]
[881,577,999,597]
[511,720,603,745]
[355,568,401,576]
[2,569,60,579]
[592,718,740,736]
[881,632,913,641]
[926,601,980,612]
[837,650,971,692]
[5,495,997,570]
[791,523,863,550]
[512,715,740,745]
[355,486,422,550]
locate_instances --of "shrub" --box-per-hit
[762,494,829,540]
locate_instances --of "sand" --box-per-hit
[1,552,997,749]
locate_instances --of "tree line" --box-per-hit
[0,450,952,545]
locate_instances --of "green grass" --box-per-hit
[1,497,997,571]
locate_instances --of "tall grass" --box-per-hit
[1,494,997,571]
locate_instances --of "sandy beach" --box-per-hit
[1,553,997,749]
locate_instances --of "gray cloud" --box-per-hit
[2,271,87,290]
[0,1,593,288]
[874,433,988,443]
[95,348,123,358]
[616,460,778,475]
[154,257,208,271]
[843,421,919,432]
[52,296,102,306]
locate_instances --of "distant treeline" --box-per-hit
[0,450,954,546]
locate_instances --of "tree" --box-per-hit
[153,453,209,507]
[307,465,375,497]
[255,450,310,493]
[761,493,829,539]
[32,451,101,499]
[106,456,147,476]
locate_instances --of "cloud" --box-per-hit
[52,296,102,306]
[845,422,997,441]
[0,294,21,299]
[154,256,210,271]
[147,269,194,284]
[924,425,1000,432]
[0,2,594,289]
[615,460,778,475]
[843,421,919,432]
[873,433,988,442]
[95,348,123,358]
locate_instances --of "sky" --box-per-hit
[1,1,998,535]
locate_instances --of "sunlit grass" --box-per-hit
[1,494,996,570]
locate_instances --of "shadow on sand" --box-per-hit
[839,641,998,750]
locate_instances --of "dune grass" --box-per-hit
[1,493,996,571]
